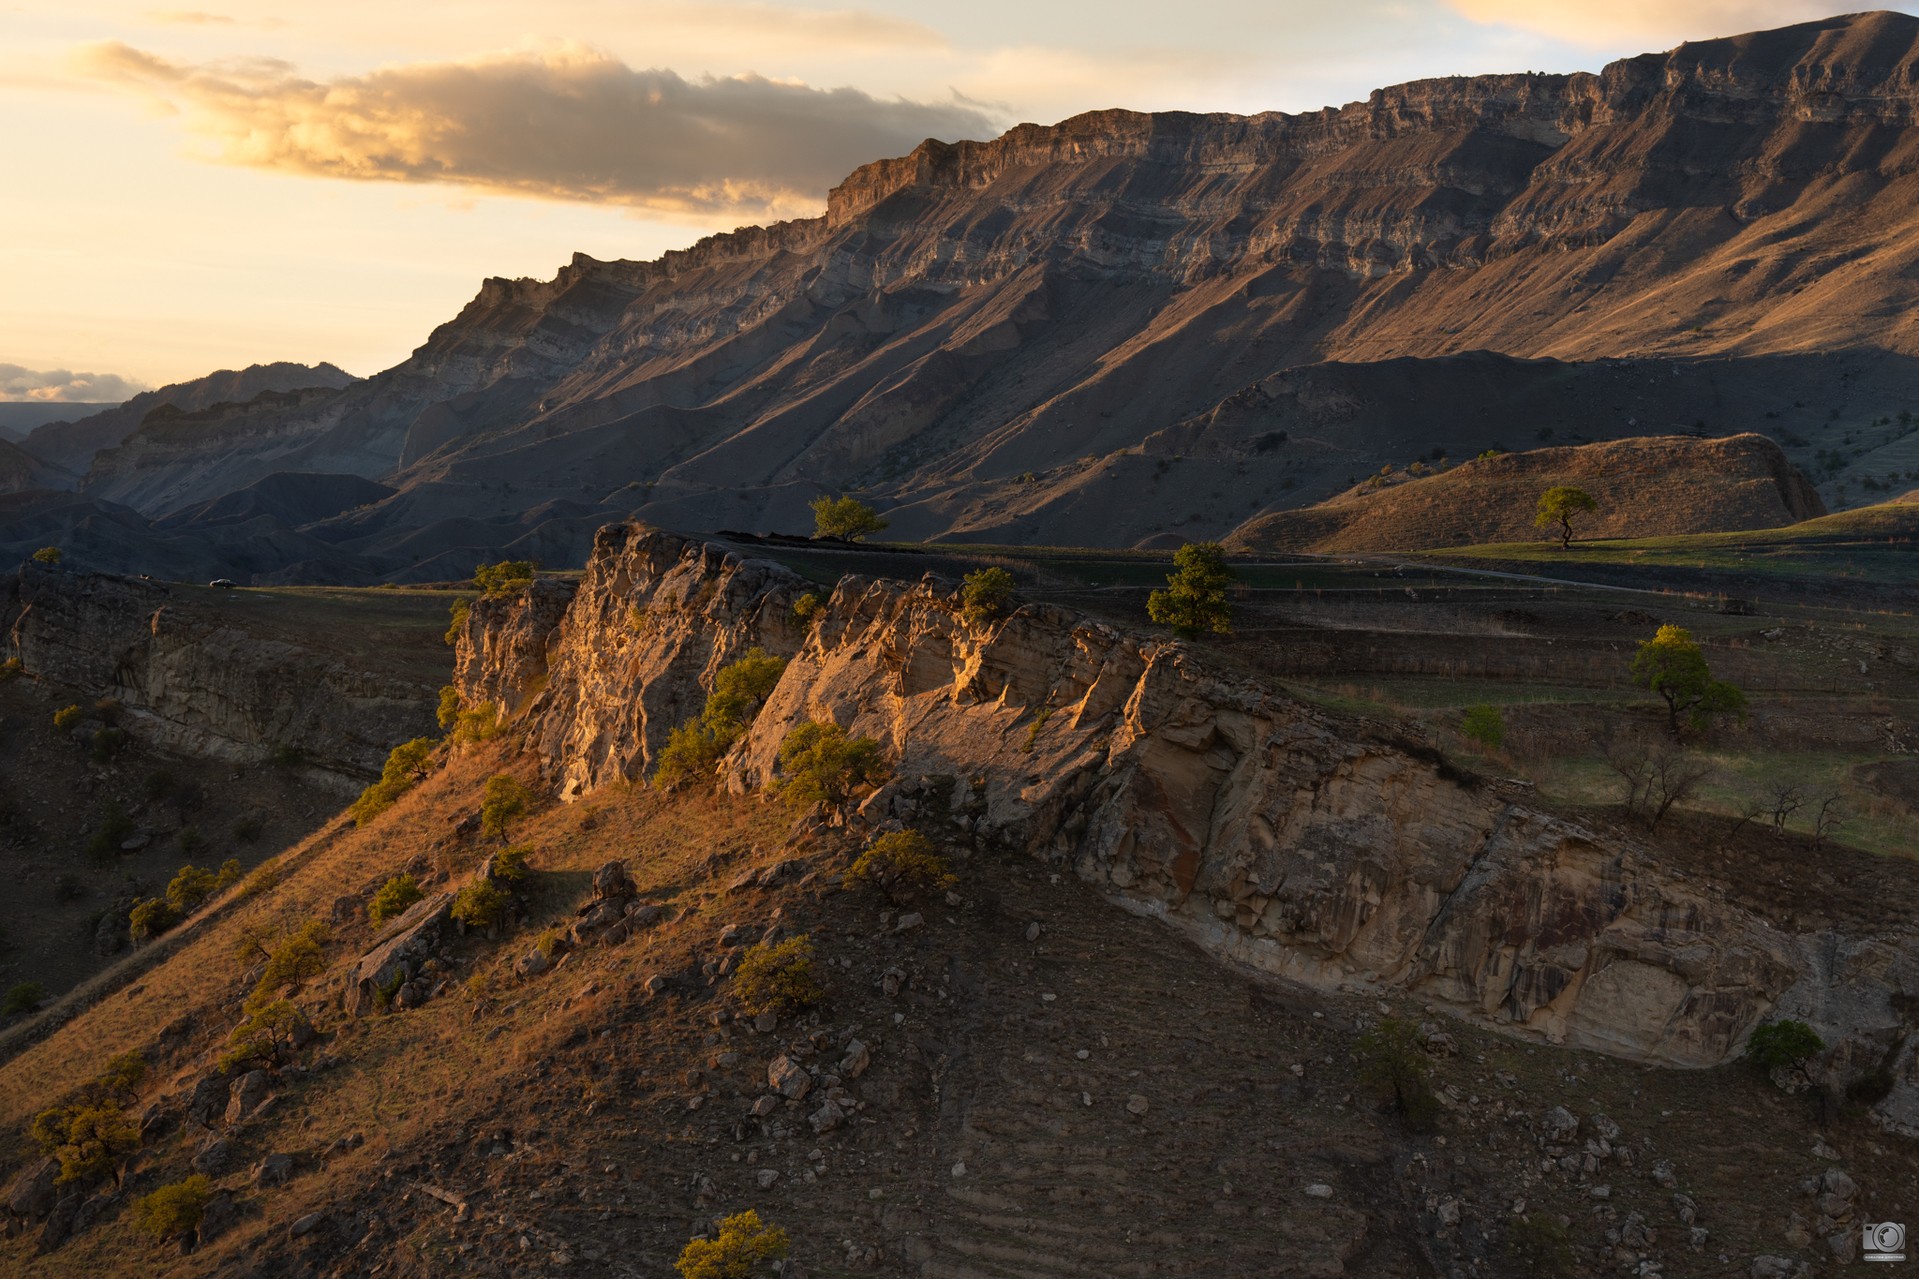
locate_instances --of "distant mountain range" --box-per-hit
[10,12,1919,580]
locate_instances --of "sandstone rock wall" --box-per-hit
[2,564,436,777]
[458,525,1919,1132]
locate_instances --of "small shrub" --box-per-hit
[732,935,824,1017]
[369,874,424,927]
[176,825,207,857]
[1355,1017,1438,1131]
[627,602,653,636]
[1460,705,1505,751]
[676,1209,790,1279]
[164,864,221,914]
[791,592,823,627]
[654,720,726,787]
[0,656,22,681]
[479,774,533,840]
[89,725,129,761]
[960,567,1016,626]
[1021,706,1053,754]
[473,560,537,598]
[350,737,438,826]
[703,649,786,740]
[774,721,886,809]
[128,897,180,941]
[218,998,306,1072]
[444,598,472,646]
[52,703,84,732]
[3,980,45,1017]
[31,546,62,565]
[452,703,502,743]
[437,685,463,730]
[31,1101,139,1185]
[846,831,955,903]
[258,921,328,990]
[215,857,242,888]
[1747,1018,1824,1089]
[452,878,511,930]
[133,1175,213,1242]
[86,802,138,860]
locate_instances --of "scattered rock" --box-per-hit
[750,1096,779,1118]
[289,1210,326,1238]
[895,912,924,933]
[881,967,906,998]
[768,1056,813,1101]
[1541,1106,1579,1143]
[809,1100,846,1134]
[191,1139,231,1176]
[753,1011,778,1033]
[592,860,636,901]
[840,1040,871,1079]
[756,1169,779,1189]
[1024,922,1042,942]
[1126,1095,1149,1116]
[1303,1183,1334,1200]
[515,949,551,978]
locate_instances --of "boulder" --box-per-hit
[253,1153,295,1187]
[840,1040,872,1079]
[348,892,453,1016]
[592,860,636,901]
[224,1070,270,1124]
[768,1056,813,1101]
[4,1159,58,1223]
[191,1139,231,1176]
[185,1073,231,1130]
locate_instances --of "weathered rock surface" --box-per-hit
[1,562,437,776]
[458,526,1919,1134]
[347,892,454,1016]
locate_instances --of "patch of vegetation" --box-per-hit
[480,774,534,840]
[846,830,955,903]
[164,858,242,915]
[809,494,887,541]
[3,980,45,1017]
[655,649,788,787]
[52,703,83,732]
[132,1174,213,1242]
[676,1209,790,1279]
[1355,1017,1438,1131]
[0,656,21,681]
[86,799,137,861]
[451,700,503,744]
[1746,1018,1823,1091]
[492,843,533,881]
[1147,542,1234,637]
[218,998,309,1073]
[437,684,463,731]
[1630,625,1747,735]
[350,737,438,826]
[28,1051,146,1185]
[1459,704,1505,751]
[128,897,179,942]
[791,592,823,627]
[451,877,512,930]
[369,874,425,926]
[732,935,824,1017]
[31,545,62,565]
[444,597,472,646]
[473,559,537,598]
[960,567,1017,626]
[774,721,886,809]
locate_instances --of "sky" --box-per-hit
[0,0,1900,400]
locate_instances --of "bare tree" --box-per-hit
[1811,794,1844,852]
[1767,784,1804,835]
[1646,747,1712,831]
[1606,736,1656,818]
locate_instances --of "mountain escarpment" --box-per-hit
[459,525,1919,1129]
[22,12,1919,578]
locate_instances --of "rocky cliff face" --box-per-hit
[2,564,436,777]
[458,525,1919,1132]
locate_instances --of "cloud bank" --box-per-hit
[1447,0,1841,49]
[0,364,149,403]
[78,42,1000,218]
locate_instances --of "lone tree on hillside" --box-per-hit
[810,495,887,541]
[1147,541,1234,637]
[1630,624,1747,735]
[1533,485,1597,549]
[31,546,62,566]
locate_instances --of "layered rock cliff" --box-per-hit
[458,524,1919,1132]
[17,13,1919,578]
[2,563,437,777]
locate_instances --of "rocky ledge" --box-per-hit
[456,524,1919,1132]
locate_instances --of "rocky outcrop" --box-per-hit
[1,563,437,776]
[458,525,1919,1133]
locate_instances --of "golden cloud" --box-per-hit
[76,41,998,217]
[0,364,150,403]
[1446,0,1841,48]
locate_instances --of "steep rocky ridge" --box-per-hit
[2,563,440,775]
[458,525,1919,1131]
[15,14,1919,577]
